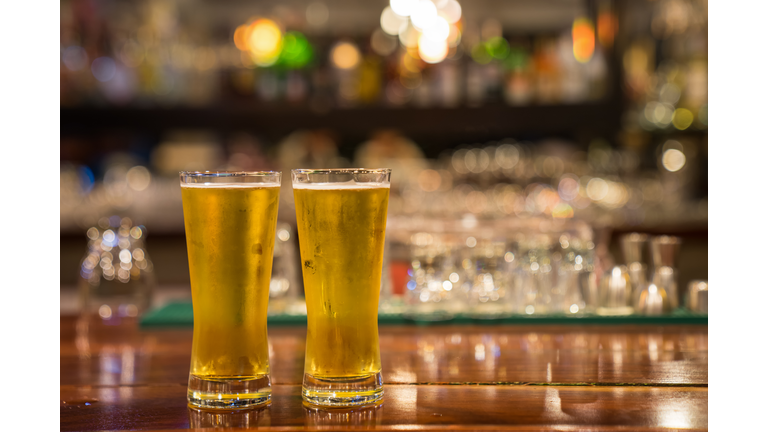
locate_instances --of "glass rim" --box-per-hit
[291,168,391,174]
[180,170,281,177]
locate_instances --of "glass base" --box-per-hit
[187,374,271,409]
[302,372,383,407]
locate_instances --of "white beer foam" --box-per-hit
[181,182,281,188]
[292,181,390,190]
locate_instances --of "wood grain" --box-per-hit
[60,316,707,431]
[61,384,707,431]
[61,317,707,386]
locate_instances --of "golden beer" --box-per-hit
[292,169,390,407]
[180,172,280,409]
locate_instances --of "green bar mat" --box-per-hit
[140,301,707,328]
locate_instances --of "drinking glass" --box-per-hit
[180,171,281,409]
[292,168,391,407]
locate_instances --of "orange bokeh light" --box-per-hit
[572,18,595,63]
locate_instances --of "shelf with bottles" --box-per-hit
[60,0,619,111]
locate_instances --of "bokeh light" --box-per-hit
[247,19,283,66]
[306,2,330,28]
[418,34,448,63]
[597,10,617,47]
[126,166,152,191]
[331,41,361,69]
[371,29,398,56]
[411,0,438,30]
[422,16,450,42]
[63,46,88,71]
[672,108,694,130]
[572,18,595,63]
[381,6,408,36]
[91,57,116,82]
[277,31,313,69]
[391,0,417,17]
[662,149,686,172]
[439,0,462,24]
[586,177,608,201]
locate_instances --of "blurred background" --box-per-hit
[60,0,707,319]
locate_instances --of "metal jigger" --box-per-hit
[578,271,599,312]
[650,236,682,309]
[620,233,648,264]
[635,282,671,315]
[596,266,634,316]
[686,280,708,313]
[620,233,649,304]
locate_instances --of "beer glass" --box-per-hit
[180,171,281,409]
[292,168,391,407]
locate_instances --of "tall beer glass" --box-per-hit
[180,171,281,409]
[292,169,391,407]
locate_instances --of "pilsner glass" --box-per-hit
[292,168,391,407]
[180,171,281,409]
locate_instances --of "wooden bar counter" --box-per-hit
[60,316,707,431]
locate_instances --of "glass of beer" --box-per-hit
[292,168,391,407]
[180,171,281,409]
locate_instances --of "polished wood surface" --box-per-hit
[60,316,707,430]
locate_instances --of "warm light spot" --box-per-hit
[449,272,459,283]
[247,19,283,66]
[439,0,462,24]
[466,237,477,248]
[390,0,417,17]
[306,2,329,28]
[525,305,535,315]
[381,6,407,36]
[234,24,250,51]
[422,16,450,42]
[662,149,686,172]
[417,169,442,192]
[278,229,290,241]
[126,166,151,191]
[99,305,112,319]
[586,178,609,201]
[87,227,100,241]
[570,304,580,313]
[443,280,453,291]
[552,203,574,219]
[672,108,694,130]
[331,41,361,69]
[418,34,448,63]
[411,0,438,30]
[597,11,617,47]
[572,18,595,63]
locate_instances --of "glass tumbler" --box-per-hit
[292,168,391,407]
[180,171,281,409]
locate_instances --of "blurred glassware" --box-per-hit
[403,224,458,321]
[577,270,599,312]
[596,266,633,316]
[686,280,708,313]
[620,232,649,305]
[268,222,303,315]
[651,266,679,310]
[620,233,648,264]
[650,235,682,308]
[650,235,682,268]
[634,282,670,316]
[78,217,155,323]
[465,230,514,319]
